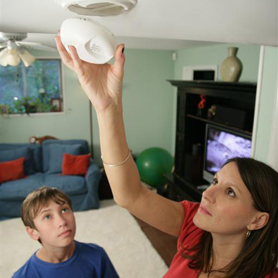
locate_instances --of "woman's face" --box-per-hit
[193,162,258,236]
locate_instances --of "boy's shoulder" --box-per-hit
[75,241,119,277]
[75,241,107,257]
[76,240,103,249]
[12,253,36,278]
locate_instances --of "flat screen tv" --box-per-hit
[203,124,252,183]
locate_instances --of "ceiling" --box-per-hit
[0,0,277,50]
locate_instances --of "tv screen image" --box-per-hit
[203,124,252,182]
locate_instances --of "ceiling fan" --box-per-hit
[0,32,56,67]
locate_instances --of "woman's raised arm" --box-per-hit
[55,35,184,236]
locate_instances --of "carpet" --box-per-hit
[0,200,168,278]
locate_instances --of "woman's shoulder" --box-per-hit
[179,200,200,222]
[178,201,203,246]
[265,269,278,278]
[180,200,200,211]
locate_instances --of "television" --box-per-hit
[203,124,252,183]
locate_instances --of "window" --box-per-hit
[0,59,63,115]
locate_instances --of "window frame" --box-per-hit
[0,57,66,117]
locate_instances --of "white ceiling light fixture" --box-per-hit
[19,50,36,67]
[57,0,137,16]
[6,48,21,66]
[0,49,9,67]
[0,32,56,67]
[58,0,137,64]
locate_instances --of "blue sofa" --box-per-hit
[0,139,101,219]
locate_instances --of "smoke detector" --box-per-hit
[57,0,137,16]
[60,18,117,64]
[58,0,137,64]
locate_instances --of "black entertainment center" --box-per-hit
[164,80,257,202]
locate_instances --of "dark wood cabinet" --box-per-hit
[165,80,257,202]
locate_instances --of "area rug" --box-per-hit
[0,200,168,278]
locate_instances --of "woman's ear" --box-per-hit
[249,212,269,231]
[26,227,40,241]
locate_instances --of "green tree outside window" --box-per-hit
[0,59,63,115]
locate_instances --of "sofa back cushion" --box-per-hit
[42,140,90,173]
[0,144,41,175]
[48,144,82,174]
[28,144,43,172]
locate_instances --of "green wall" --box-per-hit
[253,46,278,163]
[0,48,175,165]
[2,43,275,166]
[174,43,261,82]
[92,49,174,164]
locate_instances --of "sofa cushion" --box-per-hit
[0,157,26,184]
[42,140,90,173]
[62,153,91,176]
[0,173,44,201]
[44,174,88,195]
[47,144,82,174]
[0,146,35,175]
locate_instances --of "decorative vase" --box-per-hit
[220,47,243,82]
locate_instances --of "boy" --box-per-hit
[12,186,119,278]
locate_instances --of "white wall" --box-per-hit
[253,46,278,164]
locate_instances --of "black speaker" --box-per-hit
[184,153,203,183]
[214,105,247,129]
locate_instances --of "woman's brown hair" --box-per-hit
[181,157,278,277]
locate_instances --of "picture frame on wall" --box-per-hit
[50,98,61,112]
[183,65,218,81]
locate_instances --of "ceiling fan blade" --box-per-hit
[17,41,57,52]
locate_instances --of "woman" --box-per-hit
[55,36,278,278]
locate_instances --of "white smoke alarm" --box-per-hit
[60,18,117,64]
[57,0,137,16]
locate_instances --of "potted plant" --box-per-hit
[0,104,10,115]
[13,97,38,115]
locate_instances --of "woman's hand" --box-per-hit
[55,35,125,113]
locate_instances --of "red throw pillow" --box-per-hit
[0,157,26,184]
[62,153,91,176]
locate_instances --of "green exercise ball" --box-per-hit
[136,147,174,187]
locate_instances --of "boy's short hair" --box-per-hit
[21,186,73,229]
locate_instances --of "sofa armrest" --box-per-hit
[84,158,101,209]
[86,159,101,187]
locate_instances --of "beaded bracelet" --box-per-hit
[101,149,131,167]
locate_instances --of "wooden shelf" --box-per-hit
[186,114,252,136]
[168,80,256,102]
[164,173,203,202]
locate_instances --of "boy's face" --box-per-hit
[27,200,76,248]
